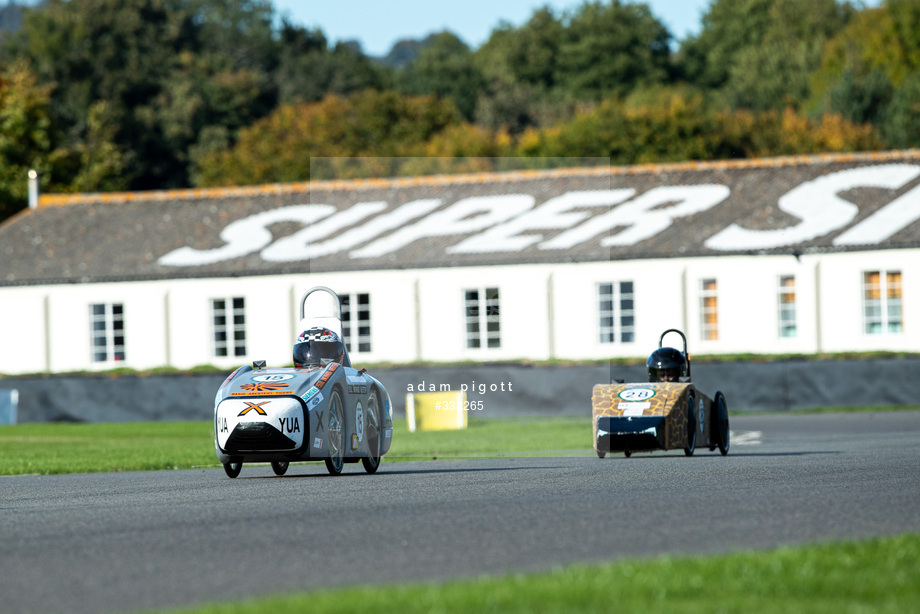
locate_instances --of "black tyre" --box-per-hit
[223,460,242,478]
[271,461,289,476]
[361,391,382,474]
[596,450,606,459]
[684,391,697,456]
[714,391,730,456]
[324,389,346,476]
[624,450,632,458]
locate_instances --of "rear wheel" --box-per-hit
[271,461,289,476]
[223,460,242,478]
[684,391,697,456]
[324,389,346,476]
[714,391,730,456]
[362,391,382,474]
[596,450,606,459]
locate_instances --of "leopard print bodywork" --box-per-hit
[592,382,713,453]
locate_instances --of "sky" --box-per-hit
[272,0,714,56]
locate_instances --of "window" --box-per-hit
[90,303,125,363]
[700,279,718,341]
[465,287,501,349]
[598,281,635,343]
[863,271,903,334]
[341,293,372,353]
[778,275,797,338]
[212,298,246,357]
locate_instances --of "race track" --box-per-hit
[2,411,919,614]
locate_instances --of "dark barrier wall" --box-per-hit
[3,358,918,423]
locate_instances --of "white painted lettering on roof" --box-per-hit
[155,165,920,267]
[448,190,635,253]
[834,182,920,246]
[349,194,535,259]
[158,204,334,266]
[261,201,387,261]
[540,185,729,250]
[705,165,920,251]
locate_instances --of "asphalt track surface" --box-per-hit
[3,411,920,614]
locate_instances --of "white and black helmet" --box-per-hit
[293,327,345,367]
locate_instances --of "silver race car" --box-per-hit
[214,286,393,477]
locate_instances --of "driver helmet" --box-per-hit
[293,327,345,367]
[647,347,686,382]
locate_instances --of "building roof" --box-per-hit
[3,150,920,286]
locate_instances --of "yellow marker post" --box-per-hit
[406,390,468,432]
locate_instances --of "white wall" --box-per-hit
[0,248,917,375]
[0,287,47,374]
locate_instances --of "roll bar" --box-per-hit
[299,286,342,320]
[658,328,690,380]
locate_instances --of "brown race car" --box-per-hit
[592,329,730,458]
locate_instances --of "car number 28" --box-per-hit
[618,388,656,401]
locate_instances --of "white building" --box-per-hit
[1,152,918,376]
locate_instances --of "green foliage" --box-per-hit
[0,59,126,219]
[680,0,853,112]
[192,90,461,186]
[274,25,389,104]
[397,31,485,121]
[554,0,672,100]
[516,87,881,162]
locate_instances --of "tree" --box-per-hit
[0,59,125,221]
[810,0,920,146]
[192,90,461,186]
[397,31,485,121]
[275,23,389,104]
[679,0,853,112]
[554,0,672,101]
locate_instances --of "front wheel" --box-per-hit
[271,461,289,476]
[324,389,346,476]
[684,391,697,457]
[714,391,730,456]
[361,391,382,474]
[223,460,242,478]
[596,449,606,459]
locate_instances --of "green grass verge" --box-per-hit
[3,408,920,476]
[153,533,920,614]
[0,416,593,476]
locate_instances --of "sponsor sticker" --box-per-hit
[306,391,324,410]
[384,428,392,439]
[313,437,323,449]
[315,363,339,390]
[302,386,320,401]
[230,391,292,397]
[618,402,650,415]
[239,382,289,392]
